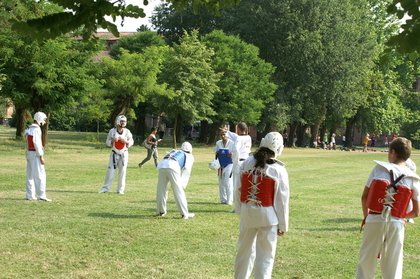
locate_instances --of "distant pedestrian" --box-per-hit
[363,133,370,152]
[25,112,51,202]
[330,133,336,150]
[139,127,161,168]
[99,115,134,195]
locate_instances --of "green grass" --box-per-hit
[1,126,419,278]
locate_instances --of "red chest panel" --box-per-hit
[27,135,35,151]
[240,172,275,207]
[366,179,412,218]
[114,140,125,150]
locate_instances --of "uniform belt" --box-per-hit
[369,211,381,215]
[28,149,36,151]
[239,158,246,161]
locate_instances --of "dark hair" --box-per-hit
[151,127,157,132]
[237,122,248,134]
[253,147,275,168]
[389,137,411,161]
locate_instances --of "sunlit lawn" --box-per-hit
[1,126,419,278]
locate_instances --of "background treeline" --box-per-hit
[0,0,419,148]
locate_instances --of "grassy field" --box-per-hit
[0,126,419,279]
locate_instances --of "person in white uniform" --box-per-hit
[25,111,51,201]
[214,131,235,204]
[156,142,195,219]
[356,137,420,279]
[99,115,134,195]
[234,132,289,279]
[222,122,252,212]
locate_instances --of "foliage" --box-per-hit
[109,31,166,58]
[219,0,377,143]
[387,0,420,53]
[100,46,169,125]
[158,30,220,145]
[202,30,276,127]
[10,0,239,40]
[151,2,218,44]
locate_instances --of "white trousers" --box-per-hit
[232,161,245,210]
[100,151,128,193]
[234,224,278,279]
[156,168,189,216]
[26,151,47,200]
[218,164,233,204]
[356,221,404,279]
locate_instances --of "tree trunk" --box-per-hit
[310,123,321,147]
[96,119,100,142]
[198,120,208,144]
[15,107,28,139]
[345,115,358,148]
[296,124,307,147]
[173,114,183,148]
[288,122,298,147]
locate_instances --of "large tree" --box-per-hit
[11,0,238,40]
[219,0,377,146]
[100,46,169,125]
[157,30,220,146]
[0,0,102,139]
[202,30,277,143]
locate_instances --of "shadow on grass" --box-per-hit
[296,218,361,232]
[324,218,360,223]
[89,212,154,219]
[48,189,98,194]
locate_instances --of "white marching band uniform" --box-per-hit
[234,156,289,279]
[25,123,48,200]
[156,146,194,218]
[214,138,235,204]
[357,160,420,279]
[100,126,134,194]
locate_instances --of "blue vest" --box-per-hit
[164,150,186,169]
[218,148,233,168]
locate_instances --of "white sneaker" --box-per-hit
[117,191,124,195]
[157,212,166,217]
[182,213,195,219]
[98,189,108,193]
[38,198,52,202]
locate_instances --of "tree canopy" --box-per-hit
[10,0,239,40]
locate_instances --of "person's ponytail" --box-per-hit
[253,147,275,169]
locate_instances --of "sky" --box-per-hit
[100,0,162,32]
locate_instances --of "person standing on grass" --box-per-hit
[234,132,289,279]
[25,111,51,202]
[362,133,370,152]
[99,115,134,195]
[214,131,234,205]
[356,137,420,279]
[156,142,195,219]
[139,127,161,168]
[221,122,252,212]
